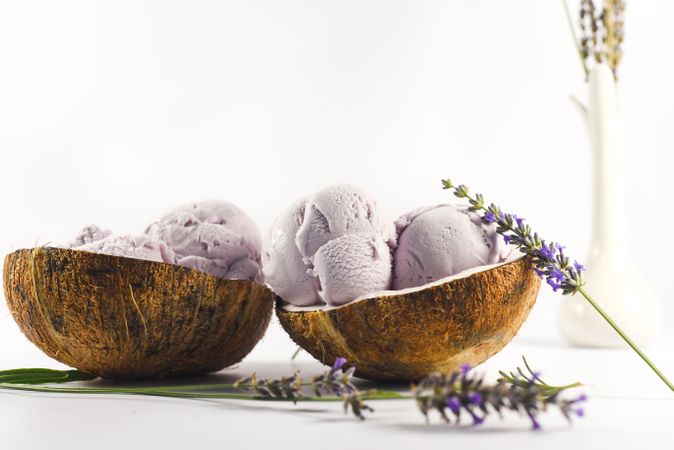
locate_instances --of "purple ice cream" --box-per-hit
[75,234,172,263]
[145,201,263,282]
[295,184,396,259]
[392,203,509,290]
[266,184,396,306]
[262,197,320,306]
[312,232,392,306]
[67,225,112,247]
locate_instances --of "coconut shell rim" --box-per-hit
[277,252,527,312]
[5,246,269,290]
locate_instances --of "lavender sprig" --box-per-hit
[414,363,586,430]
[234,357,374,419]
[311,357,373,420]
[1,357,582,428]
[234,371,303,403]
[498,356,582,397]
[442,179,674,393]
[454,183,585,295]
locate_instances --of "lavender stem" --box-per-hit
[577,287,674,392]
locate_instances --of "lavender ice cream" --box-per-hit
[67,225,112,248]
[312,232,392,306]
[75,234,171,263]
[295,184,396,259]
[392,203,510,290]
[262,197,320,306]
[265,184,396,306]
[145,201,263,282]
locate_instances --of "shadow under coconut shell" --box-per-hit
[2,247,275,379]
[87,360,406,391]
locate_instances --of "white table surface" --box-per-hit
[2,288,673,450]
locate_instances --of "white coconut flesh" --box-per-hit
[278,249,525,312]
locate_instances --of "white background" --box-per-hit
[1,1,673,449]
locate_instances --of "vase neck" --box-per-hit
[587,64,628,261]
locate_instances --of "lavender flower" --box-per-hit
[234,372,303,403]
[312,358,372,420]
[1,356,586,428]
[333,356,348,370]
[468,392,482,405]
[539,245,555,261]
[415,359,587,430]
[236,357,372,419]
[441,178,674,394]
[551,267,566,282]
[441,179,585,296]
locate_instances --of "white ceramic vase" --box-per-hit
[557,63,663,347]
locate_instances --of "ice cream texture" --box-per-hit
[145,201,263,282]
[68,225,112,248]
[262,197,320,306]
[67,201,263,282]
[265,184,396,306]
[312,232,392,306]
[393,203,509,290]
[295,184,396,259]
[74,234,170,263]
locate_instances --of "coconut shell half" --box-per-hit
[277,256,540,382]
[3,247,274,379]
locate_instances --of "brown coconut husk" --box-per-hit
[3,247,274,379]
[277,256,540,382]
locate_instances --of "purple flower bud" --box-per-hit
[531,417,541,431]
[546,278,561,292]
[447,396,461,414]
[333,357,347,370]
[469,392,482,406]
[551,267,565,282]
[470,411,484,426]
[575,394,588,402]
[533,268,546,278]
[513,215,525,227]
[575,408,585,418]
[555,243,566,252]
[459,364,472,375]
[574,261,586,272]
[540,245,555,260]
[503,234,512,244]
[483,212,496,224]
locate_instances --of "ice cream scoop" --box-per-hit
[145,201,263,282]
[67,225,112,248]
[75,234,171,263]
[264,184,396,307]
[312,232,392,306]
[262,197,320,306]
[295,184,396,259]
[393,203,509,289]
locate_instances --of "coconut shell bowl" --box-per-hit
[277,255,540,382]
[3,247,274,379]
